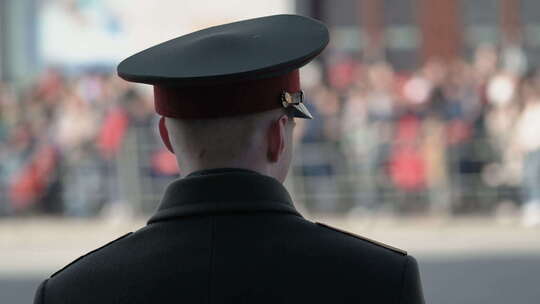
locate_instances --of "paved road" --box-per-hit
[420,254,540,304]
[3,253,540,304]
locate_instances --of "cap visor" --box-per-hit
[292,102,313,119]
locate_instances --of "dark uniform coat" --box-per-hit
[34,168,425,303]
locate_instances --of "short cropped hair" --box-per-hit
[167,108,293,162]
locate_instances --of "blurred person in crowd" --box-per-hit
[514,68,540,227]
[1,121,33,214]
[341,80,378,212]
[0,82,16,213]
[440,59,485,212]
[96,87,152,217]
[0,82,14,143]
[389,60,430,213]
[117,87,162,213]
[297,85,342,213]
[341,61,397,213]
[389,105,427,213]
[3,71,65,215]
[400,67,448,214]
[360,62,396,210]
[34,15,424,304]
[484,70,523,207]
[54,77,101,216]
[423,59,474,213]
[365,61,396,123]
[418,58,492,213]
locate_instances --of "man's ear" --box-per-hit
[267,115,288,162]
[159,117,175,154]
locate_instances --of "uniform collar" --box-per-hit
[148,168,301,224]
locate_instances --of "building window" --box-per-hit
[383,0,419,70]
[461,0,500,57]
[521,0,540,66]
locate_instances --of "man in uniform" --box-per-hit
[34,15,425,303]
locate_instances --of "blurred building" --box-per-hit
[296,0,540,70]
[0,0,39,83]
[0,0,293,82]
[4,0,540,79]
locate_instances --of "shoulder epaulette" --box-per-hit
[316,222,407,256]
[50,232,133,278]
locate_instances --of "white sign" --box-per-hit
[40,0,293,65]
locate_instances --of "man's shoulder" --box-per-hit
[312,221,407,256]
[283,218,411,270]
[49,231,133,280]
[47,218,409,280]
[285,218,416,299]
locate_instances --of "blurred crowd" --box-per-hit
[1,45,540,225]
[0,69,175,217]
[297,45,540,226]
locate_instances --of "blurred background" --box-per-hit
[1,0,539,303]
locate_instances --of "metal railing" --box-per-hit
[0,123,522,218]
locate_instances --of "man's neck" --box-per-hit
[178,162,271,179]
[186,167,261,177]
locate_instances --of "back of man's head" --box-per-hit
[117,15,328,181]
[165,108,295,182]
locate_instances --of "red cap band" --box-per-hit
[154,69,300,119]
